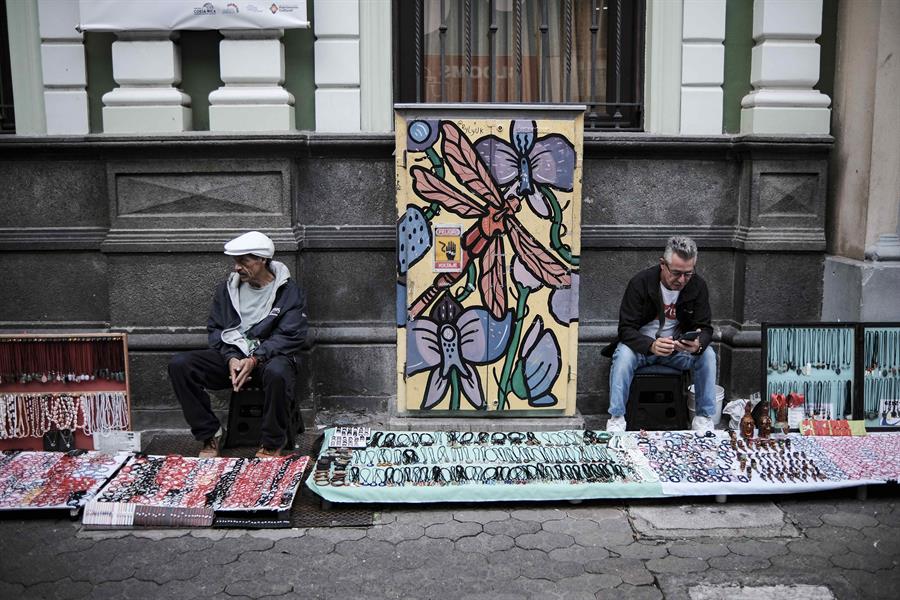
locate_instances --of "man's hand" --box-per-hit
[651,337,675,356]
[673,330,702,354]
[228,356,258,392]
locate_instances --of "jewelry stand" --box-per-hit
[0,333,132,451]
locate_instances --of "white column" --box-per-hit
[102,32,191,134]
[741,0,831,135]
[359,0,392,132]
[6,0,45,134]
[314,0,360,133]
[644,0,683,134]
[209,29,295,132]
[37,0,88,134]
[680,0,726,134]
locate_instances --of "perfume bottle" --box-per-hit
[740,401,755,439]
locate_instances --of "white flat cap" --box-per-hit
[224,231,275,258]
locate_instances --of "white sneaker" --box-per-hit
[605,416,627,432]
[691,416,715,433]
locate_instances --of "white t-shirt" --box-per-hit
[638,284,680,339]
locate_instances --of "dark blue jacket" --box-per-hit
[207,266,308,364]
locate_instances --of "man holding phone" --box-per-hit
[600,236,717,432]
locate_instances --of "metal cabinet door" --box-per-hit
[396,109,582,415]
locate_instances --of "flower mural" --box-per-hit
[408,121,570,321]
[475,120,576,218]
[397,113,581,413]
[511,316,562,407]
[406,296,512,410]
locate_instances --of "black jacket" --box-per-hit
[601,265,713,358]
[207,273,308,365]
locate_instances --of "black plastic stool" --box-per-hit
[625,364,689,431]
[225,386,302,449]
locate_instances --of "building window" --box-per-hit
[395,0,645,131]
[0,1,15,133]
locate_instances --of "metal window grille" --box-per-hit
[395,0,645,131]
[0,1,15,133]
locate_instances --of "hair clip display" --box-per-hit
[863,327,900,427]
[765,326,855,425]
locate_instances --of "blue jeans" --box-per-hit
[608,343,717,418]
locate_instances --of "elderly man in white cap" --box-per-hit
[168,231,308,458]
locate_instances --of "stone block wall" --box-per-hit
[0,134,831,430]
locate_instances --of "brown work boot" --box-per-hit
[198,428,224,458]
[255,446,282,459]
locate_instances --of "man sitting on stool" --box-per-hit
[169,231,308,458]
[601,236,716,433]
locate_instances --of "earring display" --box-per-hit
[764,325,856,424]
[0,334,132,451]
[863,326,900,428]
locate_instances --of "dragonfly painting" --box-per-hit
[408,120,571,321]
[396,109,583,414]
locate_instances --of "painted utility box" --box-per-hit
[395,105,584,416]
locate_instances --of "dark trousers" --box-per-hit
[168,348,296,449]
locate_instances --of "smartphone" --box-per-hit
[674,330,700,342]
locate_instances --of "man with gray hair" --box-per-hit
[601,236,717,432]
[168,231,308,458]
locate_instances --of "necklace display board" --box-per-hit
[762,324,857,427]
[306,428,894,504]
[0,334,132,451]
[82,453,309,529]
[0,450,129,515]
[862,325,900,429]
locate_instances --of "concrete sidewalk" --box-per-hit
[1,490,898,599]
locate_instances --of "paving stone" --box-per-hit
[515,530,575,552]
[786,538,847,559]
[306,527,367,544]
[272,534,337,559]
[707,555,770,571]
[805,525,869,546]
[483,518,541,538]
[514,575,593,600]
[509,507,567,522]
[860,529,900,557]
[89,578,166,600]
[393,537,456,568]
[374,511,397,525]
[830,551,897,572]
[726,541,789,558]
[838,568,900,599]
[687,583,837,599]
[132,556,203,585]
[557,572,622,593]
[631,503,797,539]
[543,515,632,547]
[565,506,629,523]
[394,509,456,527]
[453,509,510,524]
[646,556,709,574]
[424,520,482,541]
[548,545,609,563]
[0,581,25,599]
[607,542,669,560]
[821,511,880,530]
[669,542,730,559]
[366,521,425,545]
[596,584,664,600]
[333,537,399,570]
[584,557,656,586]
[225,579,293,598]
[771,551,832,572]
[455,532,515,554]
[18,578,92,600]
[487,547,585,582]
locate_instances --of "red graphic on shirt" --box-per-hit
[664,303,677,320]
